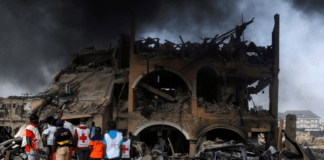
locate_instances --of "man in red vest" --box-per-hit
[74,118,90,160]
[23,114,43,160]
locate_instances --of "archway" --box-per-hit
[132,68,193,92]
[197,125,247,143]
[134,123,190,154]
[196,66,220,103]
[132,69,192,112]
[133,121,190,139]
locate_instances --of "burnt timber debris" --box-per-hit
[3,13,321,160]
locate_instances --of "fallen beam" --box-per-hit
[277,119,284,151]
[41,102,67,122]
[283,131,314,160]
[167,137,175,157]
[60,115,92,120]
[138,82,176,101]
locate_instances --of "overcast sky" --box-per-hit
[1,0,324,119]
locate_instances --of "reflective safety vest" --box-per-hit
[76,126,90,148]
[122,139,131,158]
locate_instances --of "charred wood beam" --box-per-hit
[283,131,315,160]
[138,82,177,101]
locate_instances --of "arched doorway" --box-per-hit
[135,124,190,154]
[197,125,247,143]
[196,66,220,103]
[132,70,191,112]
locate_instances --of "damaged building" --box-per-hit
[0,97,33,142]
[126,14,280,155]
[0,14,280,157]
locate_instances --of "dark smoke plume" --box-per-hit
[0,0,244,97]
[288,0,324,16]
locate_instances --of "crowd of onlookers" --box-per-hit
[23,110,133,160]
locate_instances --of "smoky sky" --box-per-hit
[289,0,324,16]
[1,0,324,119]
[0,0,242,96]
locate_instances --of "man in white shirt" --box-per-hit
[42,116,57,160]
[103,121,123,160]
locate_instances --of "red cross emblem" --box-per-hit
[122,145,129,154]
[80,133,88,143]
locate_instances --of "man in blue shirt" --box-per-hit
[103,121,123,160]
[50,120,76,160]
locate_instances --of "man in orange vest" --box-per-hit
[74,118,90,160]
[89,127,104,160]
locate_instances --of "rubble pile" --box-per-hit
[134,87,191,114]
[0,138,47,160]
[297,131,314,145]
[23,60,130,122]
[197,97,234,115]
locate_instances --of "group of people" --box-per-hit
[23,111,133,160]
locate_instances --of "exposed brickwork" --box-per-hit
[127,45,277,155]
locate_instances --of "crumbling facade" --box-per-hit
[126,14,280,155]
[2,14,280,156]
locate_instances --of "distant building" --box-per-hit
[278,110,321,131]
[0,97,33,141]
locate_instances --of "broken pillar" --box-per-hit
[285,114,297,152]
[189,140,197,155]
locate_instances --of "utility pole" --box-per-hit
[21,93,32,97]
[242,13,244,41]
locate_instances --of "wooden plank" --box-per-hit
[277,120,284,149]
[167,137,175,157]
[41,102,66,122]
[251,128,271,132]
[277,119,284,160]
[36,104,44,117]
[5,151,10,160]
[60,115,92,120]
[138,82,176,101]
